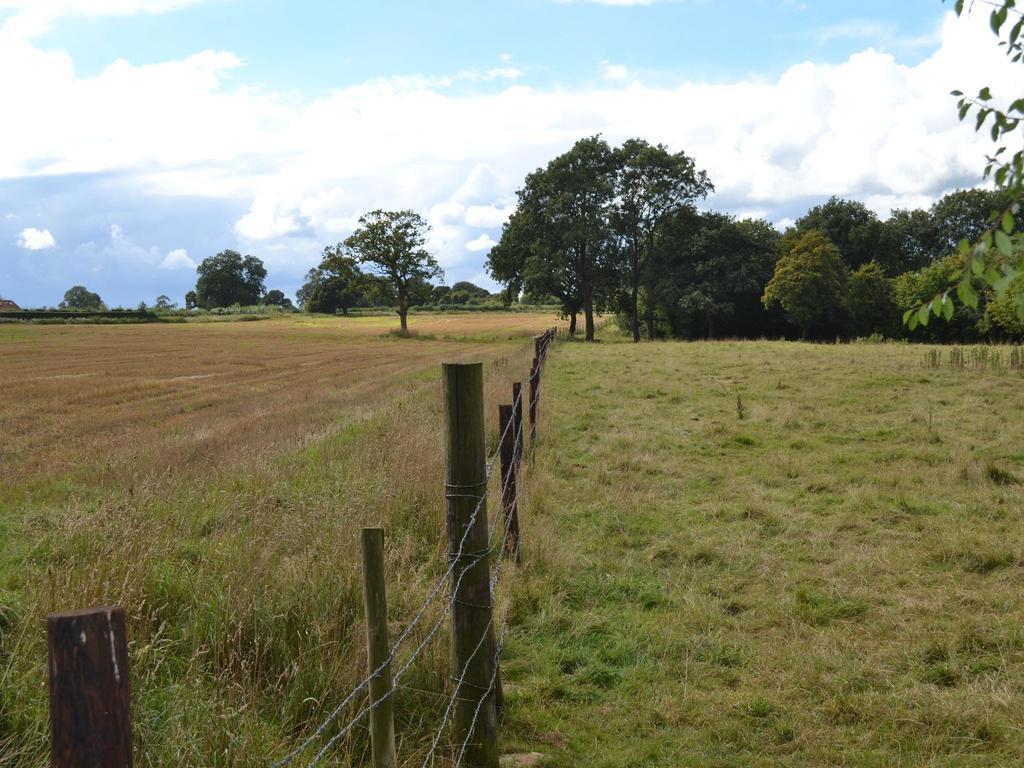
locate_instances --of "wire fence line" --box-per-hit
[272,345,544,768]
[43,329,556,768]
[303,415,526,768]
[436,462,524,768]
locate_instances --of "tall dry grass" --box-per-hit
[0,318,545,767]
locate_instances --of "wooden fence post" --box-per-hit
[497,404,520,562]
[442,362,499,768]
[511,382,524,468]
[48,606,132,768]
[528,358,538,455]
[360,527,397,768]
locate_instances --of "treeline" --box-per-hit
[486,135,1024,342]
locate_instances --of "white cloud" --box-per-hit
[0,0,207,38]
[17,227,55,250]
[465,205,514,228]
[466,234,497,252]
[601,62,629,81]
[158,247,196,270]
[0,9,1017,283]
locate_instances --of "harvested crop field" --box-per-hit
[0,313,557,487]
[0,312,557,767]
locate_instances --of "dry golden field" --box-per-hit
[0,312,557,767]
[0,313,556,487]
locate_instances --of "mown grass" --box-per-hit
[0,314,553,767]
[499,329,1024,767]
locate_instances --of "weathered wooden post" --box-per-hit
[442,362,499,768]
[360,527,397,768]
[528,358,538,454]
[48,606,132,768]
[497,404,520,561]
[511,382,524,467]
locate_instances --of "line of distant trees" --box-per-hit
[486,135,1024,342]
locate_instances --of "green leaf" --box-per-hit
[971,253,985,276]
[908,312,919,331]
[957,277,979,309]
[918,303,931,326]
[958,238,971,255]
[902,308,914,324]
[996,229,1014,256]
[993,273,1015,294]
[979,86,993,101]
[942,295,954,321]
[1004,211,1016,234]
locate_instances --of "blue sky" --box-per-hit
[0,0,1014,307]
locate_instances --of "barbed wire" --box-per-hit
[418,444,524,768]
[274,374,531,768]
[305,418,526,768]
[272,334,551,768]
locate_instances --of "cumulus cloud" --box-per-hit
[0,9,1017,287]
[466,234,498,252]
[159,247,196,270]
[17,227,55,250]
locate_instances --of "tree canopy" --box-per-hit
[343,210,442,332]
[612,138,713,341]
[60,285,105,311]
[762,230,848,338]
[194,250,267,309]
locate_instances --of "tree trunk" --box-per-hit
[630,282,640,343]
[583,287,595,342]
[569,312,577,336]
[397,288,409,333]
[646,307,655,341]
[342,305,349,317]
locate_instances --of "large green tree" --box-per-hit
[343,210,442,332]
[884,208,941,272]
[490,136,617,341]
[488,207,583,333]
[299,246,372,315]
[792,197,894,272]
[612,139,713,342]
[762,230,849,338]
[194,250,267,308]
[60,285,105,311]
[648,212,780,339]
[847,261,899,337]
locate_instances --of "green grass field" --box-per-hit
[502,330,1024,767]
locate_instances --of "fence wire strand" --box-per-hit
[272,333,549,768]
